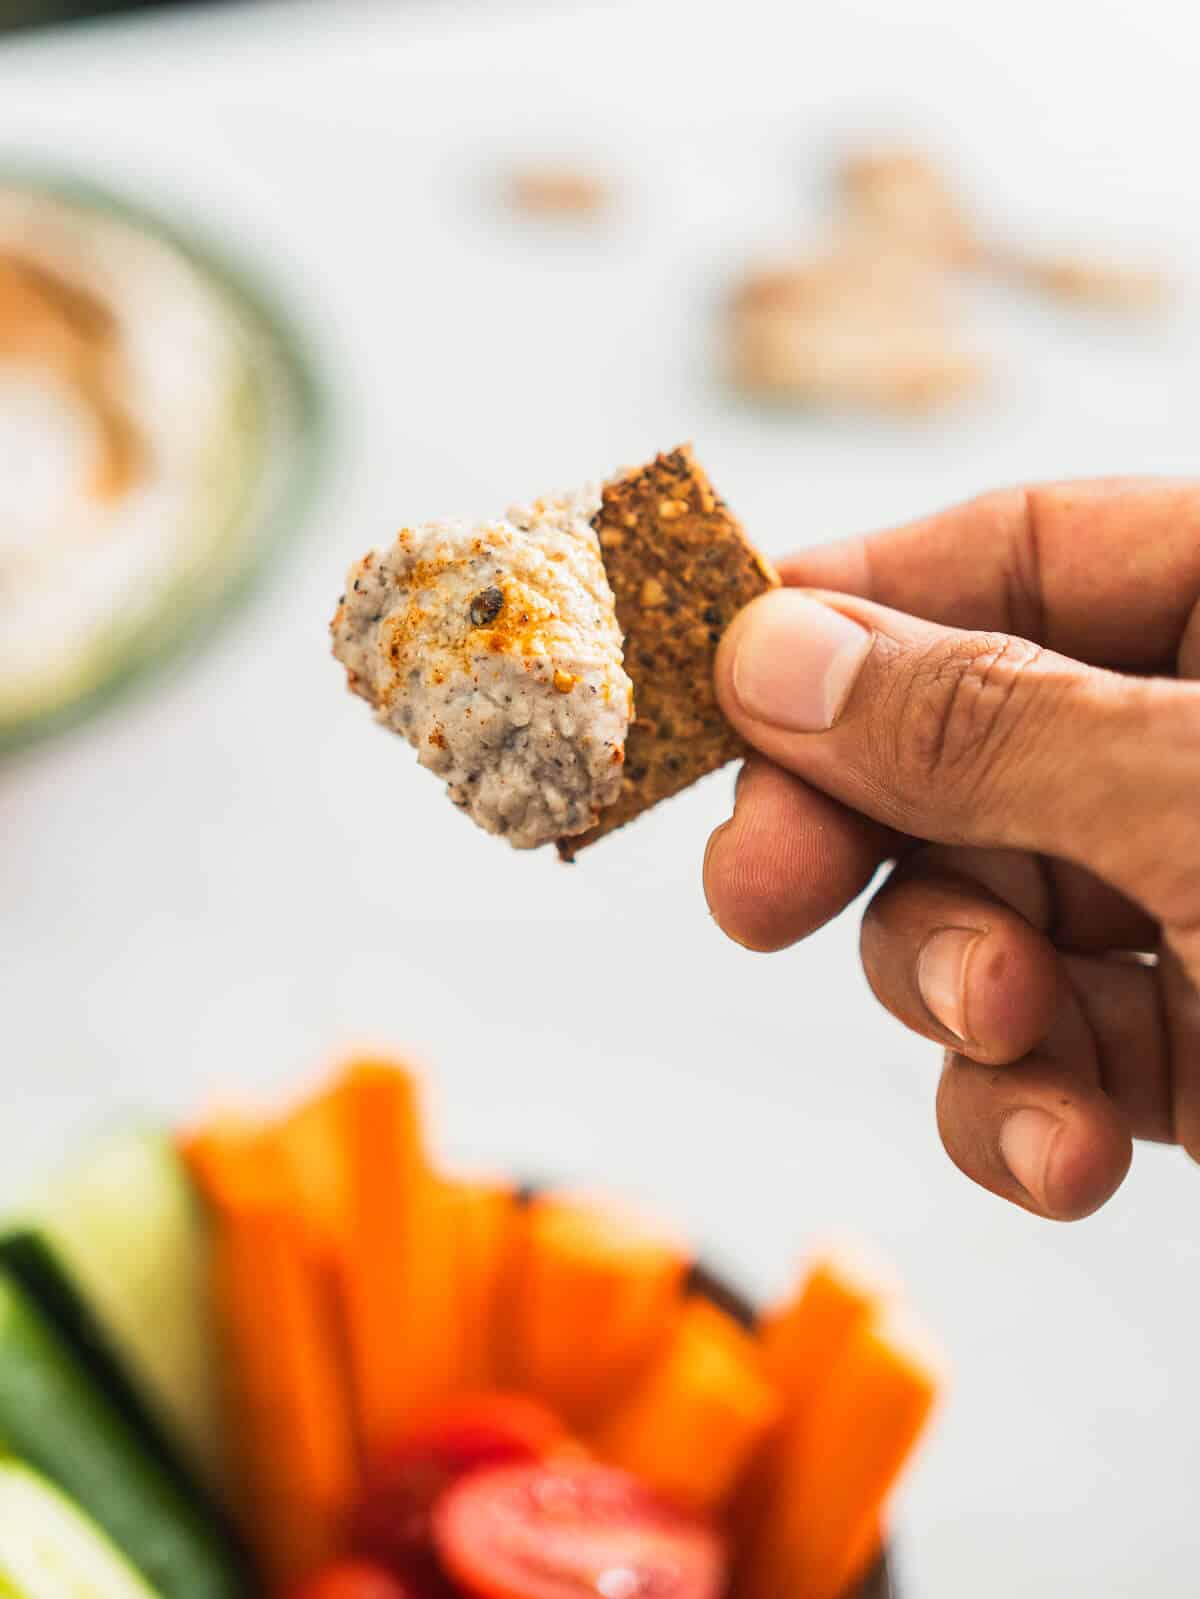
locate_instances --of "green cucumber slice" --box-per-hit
[0,1270,243,1599]
[0,1229,191,1496]
[20,1128,223,1489]
[0,1460,162,1599]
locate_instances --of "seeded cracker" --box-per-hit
[558,446,779,858]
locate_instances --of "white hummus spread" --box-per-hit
[0,183,270,740]
[331,487,633,849]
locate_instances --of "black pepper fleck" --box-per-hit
[469,586,505,627]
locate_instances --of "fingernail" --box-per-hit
[999,1108,1062,1206]
[730,590,873,731]
[917,927,981,1042]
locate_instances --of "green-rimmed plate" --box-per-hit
[0,170,326,754]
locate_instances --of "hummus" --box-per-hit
[331,488,634,849]
[0,181,290,746]
[0,250,143,502]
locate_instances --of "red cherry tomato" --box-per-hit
[352,1392,572,1587]
[403,1391,573,1475]
[288,1558,429,1599]
[432,1461,728,1599]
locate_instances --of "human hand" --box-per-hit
[704,482,1200,1220]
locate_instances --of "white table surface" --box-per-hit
[2,0,1200,1592]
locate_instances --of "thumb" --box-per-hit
[715,588,1200,925]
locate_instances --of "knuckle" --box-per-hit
[889,632,1052,803]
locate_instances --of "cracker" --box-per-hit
[557,445,778,858]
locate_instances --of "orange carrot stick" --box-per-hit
[509,1195,687,1430]
[276,1083,351,1260]
[444,1180,519,1393]
[333,1059,470,1451]
[402,1171,472,1416]
[750,1307,942,1599]
[208,1219,274,1548]
[593,1297,781,1514]
[179,1115,272,1215]
[760,1244,899,1410]
[199,1135,358,1591]
[734,1245,898,1592]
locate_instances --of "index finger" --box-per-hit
[779,479,1200,671]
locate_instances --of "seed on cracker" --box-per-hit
[558,446,778,858]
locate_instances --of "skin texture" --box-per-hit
[703,480,1200,1221]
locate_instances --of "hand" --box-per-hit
[704,481,1200,1220]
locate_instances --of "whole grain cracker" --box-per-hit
[557,445,777,858]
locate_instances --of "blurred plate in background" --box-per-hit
[0,171,324,753]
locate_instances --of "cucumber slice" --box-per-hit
[0,1460,161,1599]
[20,1129,223,1489]
[0,1229,193,1498]
[0,1271,243,1599]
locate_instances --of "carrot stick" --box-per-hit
[592,1297,781,1514]
[402,1172,471,1416]
[733,1246,897,1591]
[272,1086,363,1479]
[333,1059,470,1451]
[276,1084,351,1261]
[444,1181,518,1393]
[200,1136,358,1592]
[509,1195,687,1430]
[208,1220,274,1547]
[748,1307,942,1599]
[760,1244,899,1410]
[179,1115,271,1216]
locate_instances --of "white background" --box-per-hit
[2,0,1200,1592]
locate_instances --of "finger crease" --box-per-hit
[1008,487,1049,642]
[1033,855,1062,942]
[1064,958,1130,1107]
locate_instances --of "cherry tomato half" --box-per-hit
[432,1462,728,1599]
[288,1557,430,1599]
[352,1392,573,1587]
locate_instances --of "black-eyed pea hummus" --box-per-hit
[331,488,634,849]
